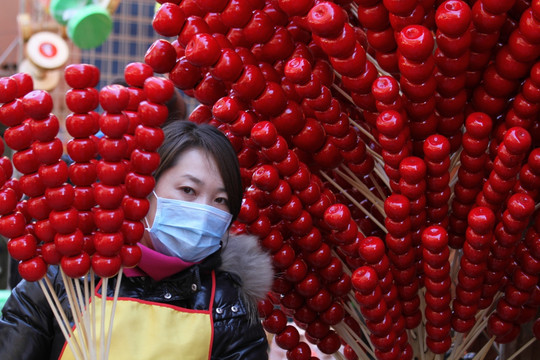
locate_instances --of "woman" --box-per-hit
[0,120,274,359]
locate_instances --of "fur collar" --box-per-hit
[219,233,274,306]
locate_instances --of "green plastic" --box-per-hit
[49,0,89,26]
[0,289,10,313]
[67,4,112,49]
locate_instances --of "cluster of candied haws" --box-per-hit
[146,0,540,358]
[0,64,173,280]
[1,0,540,359]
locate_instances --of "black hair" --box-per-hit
[155,121,243,222]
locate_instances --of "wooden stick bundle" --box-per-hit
[37,269,124,360]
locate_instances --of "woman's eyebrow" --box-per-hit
[180,174,226,192]
[180,174,203,184]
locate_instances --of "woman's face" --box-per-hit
[142,148,229,246]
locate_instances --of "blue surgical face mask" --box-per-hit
[146,193,233,262]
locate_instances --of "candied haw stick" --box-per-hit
[466,0,515,92]
[510,211,540,328]
[486,194,536,344]
[92,84,132,280]
[384,194,422,330]
[284,57,373,176]
[481,193,536,313]
[434,1,472,152]
[357,236,412,356]
[124,74,174,268]
[64,64,101,261]
[504,62,540,133]
[19,86,95,358]
[396,25,437,155]
[452,206,496,334]
[307,2,379,119]
[472,1,540,121]
[8,85,62,282]
[0,79,35,276]
[247,124,352,356]
[122,64,159,197]
[354,0,400,75]
[372,75,407,118]
[448,112,492,248]
[122,62,153,147]
[422,226,452,354]
[514,148,540,201]
[352,266,409,360]
[398,157,427,274]
[423,134,451,227]
[261,304,317,360]
[375,110,411,193]
[0,74,62,281]
[475,126,531,214]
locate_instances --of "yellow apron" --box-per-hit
[59,272,216,360]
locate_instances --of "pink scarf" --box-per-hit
[124,244,197,281]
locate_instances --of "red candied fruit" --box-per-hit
[435,0,471,37]
[399,157,426,183]
[351,266,379,294]
[423,134,450,162]
[384,194,410,220]
[503,127,531,155]
[397,25,435,61]
[422,225,448,252]
[358,236,386,263]
[307,2,347,37]
[467,206,495,234]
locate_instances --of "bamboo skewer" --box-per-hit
[449,306,494,360]
[348,118,379,146]
[371,163,391,189]
[450,249,461,288]
[333,322,372,359]
[105,268,123,360]
[74,280,91,357]
[344,299,377,357]
[321,170,388,234]
[100,278,108,360]
[418,288,427,360]
[39,279,84,360]
[472,336,496,360]
[331,84,356,108]
[332,349,346,360]
[61,272,90,360]
[365,52,393,78]
[44,276,86,359]
[42,268,125,360]
[82,275,97,360]
[506,337,537,360]
[365,146,385,165]
[337,166,386,211]
[450,148,462,174]
[368,173,386,202]
[90,271,97,360]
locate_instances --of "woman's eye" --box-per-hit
[215,197,228,205]
[179,187,194,195]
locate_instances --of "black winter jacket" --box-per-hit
[0,234,274,359]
